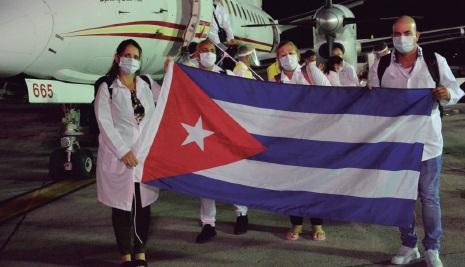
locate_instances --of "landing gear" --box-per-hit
[48,105,95,179]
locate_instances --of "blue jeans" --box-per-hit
[399,155,442,250]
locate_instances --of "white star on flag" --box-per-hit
[181,116,214,151]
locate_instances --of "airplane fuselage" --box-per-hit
[0,0,277,83]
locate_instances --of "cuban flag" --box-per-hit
[142,63,433,227]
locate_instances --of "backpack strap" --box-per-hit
[212,5,227,43]
[377,53,391,85]
[94,75,114,100]
[423,51,440,86]
[422,50,443,117]
[139,74,152,88]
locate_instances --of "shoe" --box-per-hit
[196,224,216,243]
[286,225,303,241]
[132,259,148,267]
[311,225,326,241]
[425,250,443,267]
[391,245,420,265]
[234,215,248,235]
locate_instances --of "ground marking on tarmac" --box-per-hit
[0,179,95,224]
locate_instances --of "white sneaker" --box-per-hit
[425,250,443,267]
[391,245,420,265]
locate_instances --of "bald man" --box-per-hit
[369,16,464,267]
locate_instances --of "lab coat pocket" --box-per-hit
[102,148,127,175]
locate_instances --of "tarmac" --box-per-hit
[0,100,464,267]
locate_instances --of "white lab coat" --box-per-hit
[209,1,235,44]
[276,67,310,85]
[368,47,464,160]
[338,62,359,86]
[95,75,161,211]
[305,62,332,86]
[326,70,342,86]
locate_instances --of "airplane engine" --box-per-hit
[0,0,53,77]
[313,4,357,67]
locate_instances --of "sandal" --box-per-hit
[286,225,303,241]
[311,225,326,241]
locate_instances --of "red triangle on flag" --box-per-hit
[142,64,266,181]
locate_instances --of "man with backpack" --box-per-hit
[368,16,464,267]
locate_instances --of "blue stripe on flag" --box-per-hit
[251,135,424,171]
[149,174,415,227]
[179,64,433,117]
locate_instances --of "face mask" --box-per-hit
[119,57,140,74]
[393,35,416,54]
[199,52,217,68]
[279,54,299,71]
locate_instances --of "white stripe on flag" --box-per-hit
[215,100,428,144]
[195,160,419,200]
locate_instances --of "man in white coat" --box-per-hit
[369,16,464,267]
[185,39,225,243]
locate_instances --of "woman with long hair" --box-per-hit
[323,55,344,86]
[95,39,161,267]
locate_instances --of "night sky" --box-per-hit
[262,0,465,65]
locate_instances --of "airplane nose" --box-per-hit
[0,1,53,77]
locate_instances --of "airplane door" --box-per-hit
[190,0,214,44]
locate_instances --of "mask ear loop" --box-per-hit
[214,43,264,81]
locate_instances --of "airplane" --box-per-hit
[0,0,463,179]
[0,0,280,179]
[245,0,465,71]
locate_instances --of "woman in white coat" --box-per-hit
[272,40,327,242]
[324,55,344,86]
[95,39,161,267]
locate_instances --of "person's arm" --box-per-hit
[310,65,332,86]
[147,75,161,103]
[327,71,342,86]
[135,77,162,165]
[348,64,360,86]
[94,83,131,159]
[434,53,465,105]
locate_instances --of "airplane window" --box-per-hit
[235,3,242,19]
[251,11,256,23]
[230,1,237,17]
[241,7,247,20]
[225,0,233,17]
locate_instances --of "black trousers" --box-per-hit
[290,216,323,226]
[111,183,151,255]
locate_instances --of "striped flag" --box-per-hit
[142,63,433,227]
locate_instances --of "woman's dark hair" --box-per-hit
[324,56,343,74]
[106,39,143,80]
